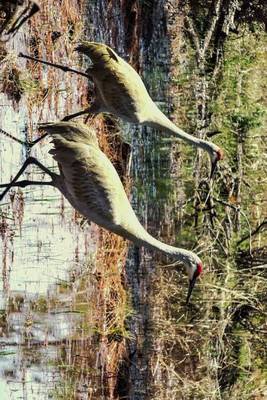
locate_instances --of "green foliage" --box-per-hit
[230,107,264,132]
[149,20,267,400]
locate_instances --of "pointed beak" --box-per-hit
[186,275,197,305]
[210,155,218,179]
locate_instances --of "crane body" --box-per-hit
[0,121,203,303]
[67,42,223,176]
[19,42,223,175]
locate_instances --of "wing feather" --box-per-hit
[76,41,120,65]
[39,121,98,146]
[48,139,128,225]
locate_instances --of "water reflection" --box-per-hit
[0,290,83,398]
[0,2,96,396]
[0,135,95,397]
[0,344,59,399]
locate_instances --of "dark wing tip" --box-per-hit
[106,46,119,62]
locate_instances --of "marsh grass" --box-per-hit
[143,20,267,400]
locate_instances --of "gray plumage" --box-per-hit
[40,121,203,299]
[70,42,223,175]
[0,121,203,302]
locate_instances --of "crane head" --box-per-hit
[210,147,224,178]
[185,259,203,305]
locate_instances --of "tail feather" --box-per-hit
[48,139,89,165]
[49,148,76,164]
[75,41,119,64]
[38,121,98,146]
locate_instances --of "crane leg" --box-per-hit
[28,133,48,148]
[62,102,101,121]
[18,53,88,78]
[0,180,54,189]
[62,109,90,121]
[0,157,57,201]
[7,2,40,35]
[0,127,48,150]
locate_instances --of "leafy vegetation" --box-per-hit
[145,7,267,400]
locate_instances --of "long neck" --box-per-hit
[119,222,192,264]
[146,104,210,153]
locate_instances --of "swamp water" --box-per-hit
[0,1,176,398]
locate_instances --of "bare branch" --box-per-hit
[184,16,201,57]
[222,0,241,36]
[203,0,223,54]
[237,220,267,246]
[213,197,239,211]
